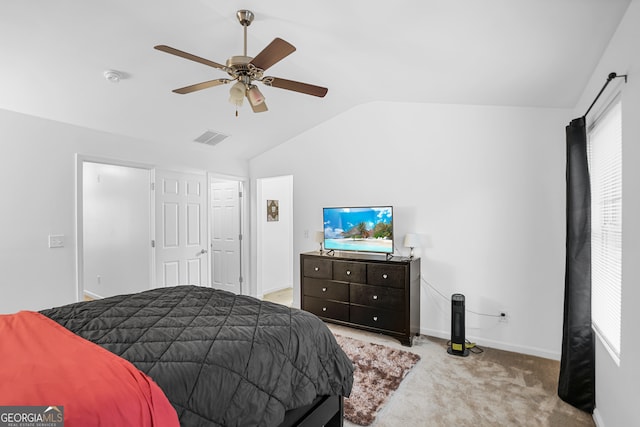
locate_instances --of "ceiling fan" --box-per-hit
[154,10,328,115]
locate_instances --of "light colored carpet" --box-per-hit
[336,335,420,425]
[263,288,293,307]
[328,324,594,427]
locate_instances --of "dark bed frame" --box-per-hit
[279,395,344,427]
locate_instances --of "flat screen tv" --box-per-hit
[323,206,394,254]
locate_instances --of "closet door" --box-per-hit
[210,181,241,294]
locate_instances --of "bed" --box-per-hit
[34,285,354,426]
[0,310,180,426]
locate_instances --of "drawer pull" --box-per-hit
[322,287,327,292]
[373,295,378,300]
[382,274,388,279]
[373,316,378,322]
[346,270,351,275]
[314,267,319,271]
[322,307,327,312]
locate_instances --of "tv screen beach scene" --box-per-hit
[323,206,393,253]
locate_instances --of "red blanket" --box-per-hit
[0,311,179,427]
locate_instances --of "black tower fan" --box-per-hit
[447,293,469,357]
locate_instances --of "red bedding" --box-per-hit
[0,311,179,427]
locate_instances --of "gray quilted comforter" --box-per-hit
[41,285,353,426]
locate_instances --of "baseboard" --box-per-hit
[592,409,604,427]
[420,327,561,361]
[83,290,103,300]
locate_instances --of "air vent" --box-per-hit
[193,130,229,146]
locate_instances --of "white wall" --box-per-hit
[250,101,570,359]
[0,108,247,314]
[257,175,293,296]
[570,1,640,425]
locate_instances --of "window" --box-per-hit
[588,97,622,363]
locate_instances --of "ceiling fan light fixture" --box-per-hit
[229,97,244,108]
[247,86,265,106]
[229,81,245,106]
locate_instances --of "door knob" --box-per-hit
[198,249,208,255]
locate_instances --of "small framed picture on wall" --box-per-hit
[267,200,279,222]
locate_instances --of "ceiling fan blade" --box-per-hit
[250,38,296,71]
[250,100,268,113]
[172,79,229,94]
[154,45,227,71]
[267,77,328,97]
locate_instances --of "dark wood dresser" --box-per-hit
[300,251,420,346]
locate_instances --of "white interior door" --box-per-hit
[210,180,242,294]
[155,170,208,287]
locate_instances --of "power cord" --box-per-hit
[427,277,491,356]
[422,277,502,319]
[446,339,485,355]
[465,339,484,354]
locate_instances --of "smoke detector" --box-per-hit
[103,70,122,83]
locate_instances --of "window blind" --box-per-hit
[588,98,622,362]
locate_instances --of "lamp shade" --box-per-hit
[228,81,245,106]
[403,233,419,248]
[247,85,265,106]
[314,231,325,244]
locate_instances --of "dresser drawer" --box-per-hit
[333,261,366,283]
[300,252,419,347]
[350,305,404,332]
[303,258,333,279]
[367,264,405,288]
[350,283,404,311]
[304,278,349,300]
[304,296,349,322]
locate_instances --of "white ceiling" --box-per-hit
[0,0,631,160]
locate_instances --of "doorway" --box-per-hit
[79,159,152,300]
[256,175,293,300]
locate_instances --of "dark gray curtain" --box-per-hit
[558,116,595,413]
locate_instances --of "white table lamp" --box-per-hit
[404,233,419,258]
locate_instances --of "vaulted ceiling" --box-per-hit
[0,0,631,160]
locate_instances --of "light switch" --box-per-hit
[49,234,65,248]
